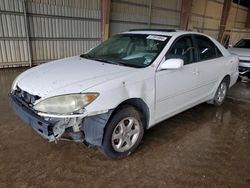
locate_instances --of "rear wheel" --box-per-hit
[100,105,144,159]
[213,79,228,106]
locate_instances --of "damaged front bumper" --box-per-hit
[9,93,54,140]
[9,93,113,146]
[9,93,87,142]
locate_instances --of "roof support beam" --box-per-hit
[246,2,250,28]
[218,0,232,42]
[180,0,192,30]
[22,0,32,67]
[101,0,111,41]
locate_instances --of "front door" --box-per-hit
[155,35,200,122]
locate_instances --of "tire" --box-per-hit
[213,78,229,106]
[100,105,144,159]
[237,75,242,82]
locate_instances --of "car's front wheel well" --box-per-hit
[223,75,231,86]
[110,98,150,129]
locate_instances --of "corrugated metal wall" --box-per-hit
[0,0,101,68]
[226,3,248,29]
[189,0,248,40]
[151,0,181,29]
[228,28,250,46]
[110,0,181,36]
[189,0,224,39]
[0,0,30,67]
[224,4,249,46]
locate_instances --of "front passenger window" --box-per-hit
[165,36,195,65]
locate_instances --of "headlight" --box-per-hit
[34,93,99,114]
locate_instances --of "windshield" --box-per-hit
[234,39,250,48]
[81,34,169,68]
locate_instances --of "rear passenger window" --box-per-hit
[194,35,222,61]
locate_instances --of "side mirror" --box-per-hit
[159,58,184,70]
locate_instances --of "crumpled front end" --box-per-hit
[9,87,112,146]
[9,92,55,141]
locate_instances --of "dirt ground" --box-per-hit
[0,68,250,188]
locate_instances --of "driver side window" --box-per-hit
[166,36,195,65]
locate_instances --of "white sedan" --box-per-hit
[10,29,239,159]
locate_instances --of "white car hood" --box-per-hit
[228,47,250,57]
[15,56,136,98]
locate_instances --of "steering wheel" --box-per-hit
[182,47,196,55]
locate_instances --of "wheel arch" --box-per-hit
[207,74,231,105]
[109,98,150,129]
[223,74,231,87]
[82,98,150,147]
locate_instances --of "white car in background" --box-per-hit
[228,38,250,80]
[10,29,239,159]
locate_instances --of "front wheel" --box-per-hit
[100,105,144,159]
[213,79,229,106]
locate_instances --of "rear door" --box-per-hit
[192,35,226,99]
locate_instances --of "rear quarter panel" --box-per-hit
[210,37,239,89]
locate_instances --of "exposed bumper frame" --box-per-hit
[9,93,53,140]
[10,93,114,146]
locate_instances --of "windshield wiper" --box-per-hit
[80,54,92,59]
[95,58,143,68]
[80,54,118,65]
[118,62,144,68]
[90,57,120,65]
[80,54,143,68]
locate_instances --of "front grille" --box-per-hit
[239,60,250,63]
[14,86,40,105]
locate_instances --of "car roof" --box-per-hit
[122,29,202,37]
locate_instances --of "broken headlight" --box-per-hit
[33,93,99,114]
